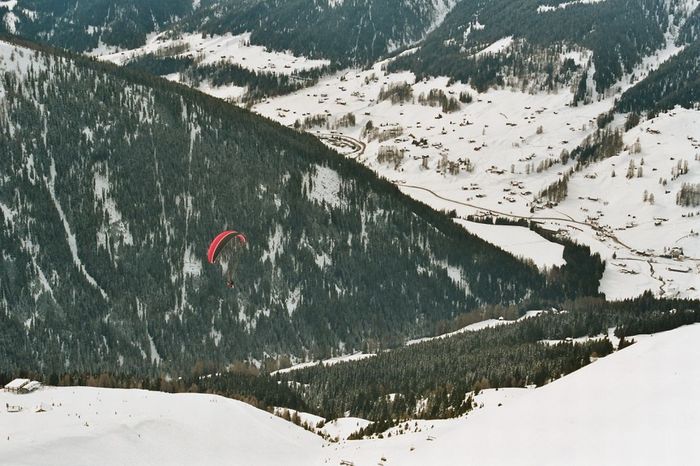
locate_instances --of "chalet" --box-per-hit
[4,378,41,394]
[6,404,22,413]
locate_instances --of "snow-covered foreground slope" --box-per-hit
[3,324,698,465]
[320,323,700,465]
[0,388,323,466]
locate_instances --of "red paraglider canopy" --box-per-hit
[207,230,247,264]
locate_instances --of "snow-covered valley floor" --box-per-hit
[2,323,699,465]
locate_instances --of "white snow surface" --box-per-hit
[304,164,344,208]
[0,388,323,466]
[538,0,606,13]
[272,352,375,375]
[475,36,513,57]
[406,318,510,345]
[456,219,565,269]
[3,324,699,465]
[406,311,545,345]
[320,417,372,441]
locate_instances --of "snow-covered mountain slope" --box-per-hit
[4,323,698,465]
[176,0,459,65]
[0,387,323,466]
[319,323,700,465]
[95,30,331,102]
[0,0,194,51]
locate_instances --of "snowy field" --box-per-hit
[3,324,698,465]
[0,387,323,466]
[455,219,566,269]
[271,351,375,375]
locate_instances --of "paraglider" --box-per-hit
[207,230,247,288]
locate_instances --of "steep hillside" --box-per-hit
[180,0,456,65]
[0,0,193,51]
[617,39,700,113]
[1,0,457,65]
[0,37,558,375]
[391,0,695,95]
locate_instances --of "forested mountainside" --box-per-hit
[1,0,456,65]
[616,39,700,113]
[0,37,584,376]
[0,0,192,50]
[4,0,699,101]
[391,0,696,94]
[179,0,455,65]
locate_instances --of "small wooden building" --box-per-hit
[4,378,41,394]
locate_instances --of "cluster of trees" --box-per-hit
[534,227,606,301]
[677,183,700,206]
[294,113,329,130]
[417,89,461,113]
[377,81,413,104]
[570,129,624,165]
[538,173,570,204]
[293,111,355,131]
[377,145,405,169]
[126,54,195,76]
[464,215,529,228]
